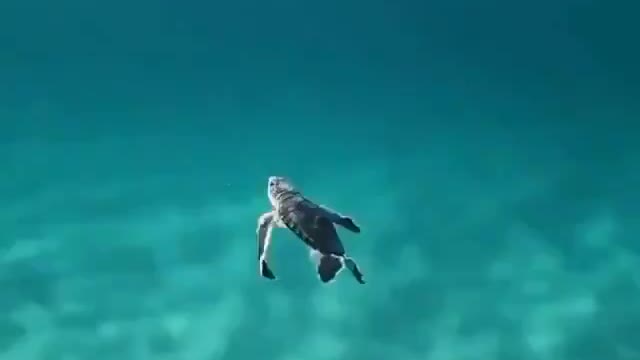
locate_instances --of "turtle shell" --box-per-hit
[277,196,346,256]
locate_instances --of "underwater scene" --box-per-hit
[1,0,639,359]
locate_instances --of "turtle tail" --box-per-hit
[317,254,365,284]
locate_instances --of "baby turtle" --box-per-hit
[256,176,365,284]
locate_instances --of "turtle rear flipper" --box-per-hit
[317,255,344,283]
[343,256,365,284]
[317,255,366,284]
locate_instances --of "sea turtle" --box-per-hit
[256,176,365,284]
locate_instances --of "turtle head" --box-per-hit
[267,176,295,206]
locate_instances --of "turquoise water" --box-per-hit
[1,0,639,359]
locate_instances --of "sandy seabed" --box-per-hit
[1,137,639,360]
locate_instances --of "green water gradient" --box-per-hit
[1,0,639,359]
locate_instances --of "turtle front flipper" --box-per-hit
[318,205,361,233]
[336,217,361,233]
[257,211,277,280]
[260,259,276,280]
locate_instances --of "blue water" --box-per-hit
[1,0,639,359]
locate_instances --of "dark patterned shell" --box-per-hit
[278,196,346,256]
